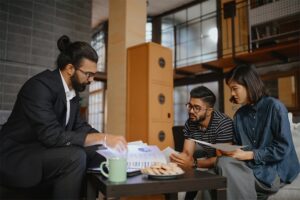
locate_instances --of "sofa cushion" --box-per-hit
[269,114,300,200]
[0,110,11,130]
[269,175,300,200]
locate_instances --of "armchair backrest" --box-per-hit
[172,126,185,152]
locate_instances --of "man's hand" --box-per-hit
[105,134,127,153]
[221,149,254,160]
[85,133,127,153]
[169,152,194,169]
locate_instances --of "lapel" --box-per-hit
[52,69,68,127]
[66,95,80,130]
[52,69,81,130]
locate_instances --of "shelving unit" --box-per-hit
[126,43,174,150]
[248,0,300,50]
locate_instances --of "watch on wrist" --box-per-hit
[193,159,198,168]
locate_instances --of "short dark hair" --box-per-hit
[225,64,268,104]
[190,86,216,108]
[56,35,98,70]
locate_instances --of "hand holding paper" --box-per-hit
[162,147,179,163]
[221,148,254,160]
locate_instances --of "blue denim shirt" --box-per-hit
[234,96,299,187]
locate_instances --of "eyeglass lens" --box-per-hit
[186,103,203,113]
[78,69,95,78]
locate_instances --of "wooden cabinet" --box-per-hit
[126,42,173,150]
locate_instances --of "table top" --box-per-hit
[89,169,226,198]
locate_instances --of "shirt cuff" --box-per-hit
[253,149,265,165]
[70,131,87,146]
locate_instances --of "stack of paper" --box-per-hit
[96,141,175,169]
[126,145,167,169]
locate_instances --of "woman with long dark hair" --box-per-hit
[216,64,299,200]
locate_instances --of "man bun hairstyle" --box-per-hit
[190,86,216,108]
[56,35,98,70]
[57,35,71,52]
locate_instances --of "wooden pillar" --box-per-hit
[106,0,147,135]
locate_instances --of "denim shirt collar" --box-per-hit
[245,97,266,112]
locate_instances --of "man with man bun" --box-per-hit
[0,35,127,199]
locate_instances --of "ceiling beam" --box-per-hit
[174,71,223,87]
[174,69,196,76]
[233,57,251,65]
[202,63,222,73]
[270,51,289,63]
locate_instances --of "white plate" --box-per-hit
[143,172,185,180]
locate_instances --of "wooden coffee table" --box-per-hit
[86,169,226,200]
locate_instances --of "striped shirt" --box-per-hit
[183,110,234,158]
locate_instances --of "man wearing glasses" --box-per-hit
[0,35,127,199]
[170,86,233,199]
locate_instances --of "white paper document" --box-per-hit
[126,145,167,169]
[96,143,167,169]
[189,138,246,152]
[162,146,179,163]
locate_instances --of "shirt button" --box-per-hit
[66,142,71,146]
[254,116,256,119]
[252,128,254,131]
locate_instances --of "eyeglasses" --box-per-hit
[77,68,95,79]
[185,103,207,113]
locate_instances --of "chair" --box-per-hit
[172,125,204,200]
[172,125,206,158]
[0,110,11,130]
[172,126,185,152]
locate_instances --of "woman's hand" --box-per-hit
[169,152,194,169]
[221,149,254,161]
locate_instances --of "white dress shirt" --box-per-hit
[59,70,76,125]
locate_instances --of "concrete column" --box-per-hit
[106,0,147,135]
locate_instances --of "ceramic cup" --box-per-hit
[99,157,127,182]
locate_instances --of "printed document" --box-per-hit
[97,143,168,169]
[162,146,179,163]
[189,138,246,152]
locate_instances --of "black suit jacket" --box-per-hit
[0,69,98,187]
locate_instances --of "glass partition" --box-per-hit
[161,0,217,68]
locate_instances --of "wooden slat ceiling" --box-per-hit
[92,0,195,28]
[96,40,300,81]
[174,40,300,79]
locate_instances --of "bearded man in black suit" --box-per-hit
[0,35,127,199]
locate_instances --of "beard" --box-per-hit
[71,73,88,92]
[188,110,207,124]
